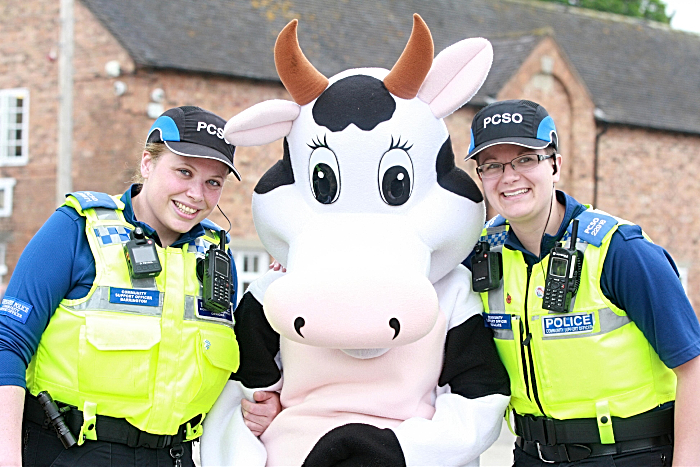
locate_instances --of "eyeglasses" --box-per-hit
[476,154,555,179]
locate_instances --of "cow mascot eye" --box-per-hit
[309,146,340,204]
[378,148,414,206]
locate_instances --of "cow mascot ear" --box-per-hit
[225,19,330,146]
[418,37,493,119]
[224,99,300,146]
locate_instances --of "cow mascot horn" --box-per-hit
[201,14,511,467]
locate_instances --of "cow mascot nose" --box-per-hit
[201,14,511,467]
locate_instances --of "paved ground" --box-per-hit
[481,419,516,466]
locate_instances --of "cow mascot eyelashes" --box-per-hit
[201,14,511,467]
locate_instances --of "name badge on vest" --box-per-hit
[542,312,595,337]
[484,313,512,329]
[197,299,233,324]
[109,288,160,307]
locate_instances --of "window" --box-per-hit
[231,248,270,302]
[0,88,29,166]
[0,178,17,217]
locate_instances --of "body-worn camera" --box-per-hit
[471,241,503,292]
[542,219,583,312]
[202,230,233,314]
[124,227,162,279]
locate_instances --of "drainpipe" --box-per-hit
[57,0,74,205]
[593,108,608,208]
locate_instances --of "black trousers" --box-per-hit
[22,419,195,467]
[513,442,673,467]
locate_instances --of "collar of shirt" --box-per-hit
[504,190,587,267]
[120,184,206,248]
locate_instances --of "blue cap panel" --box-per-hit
[148,116,181,142]
[536,116,557,144]
[468,128,475,153]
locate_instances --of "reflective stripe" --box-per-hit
[488,285,506,313]
[184,295,198,321]
[183,295,234,326]
[540,308,631,340]
[63,286,163,316]
[94,208,120,221]
[131,277,158,290]
[494,328,514,340]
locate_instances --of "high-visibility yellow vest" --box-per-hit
[480,208,675,442]
[26,191,239,440]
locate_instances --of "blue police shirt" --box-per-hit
[0,185,237,387]
[465,190,700,370]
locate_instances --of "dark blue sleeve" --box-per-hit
[601,225,700,369]
[0,207,95,387]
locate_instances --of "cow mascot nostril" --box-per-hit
[201,14,511,467]
[294,317,305,338]
[389,318,401,339]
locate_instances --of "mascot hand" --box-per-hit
[302,423,406,467]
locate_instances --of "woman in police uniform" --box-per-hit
[0,106,279,466]
[465,100,700,466]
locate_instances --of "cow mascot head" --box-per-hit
[201,14,511,467]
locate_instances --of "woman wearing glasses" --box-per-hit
[465,99,700,466]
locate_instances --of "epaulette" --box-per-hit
[568,209,619,247]
[200,218,231,244]
[64,191,124,216]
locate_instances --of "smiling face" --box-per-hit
[134,149,228,247]
[477,144,561,232]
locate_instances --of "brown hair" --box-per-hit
[131,142,167,184]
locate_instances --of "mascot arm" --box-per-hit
[393,267,510,466]
[200,272,285,466]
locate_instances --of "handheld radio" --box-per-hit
[124,227,162,279]
[202,230,233,313]
[471,241,503,292]
[542,219,583,312]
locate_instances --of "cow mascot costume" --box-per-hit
[201,14,511,467]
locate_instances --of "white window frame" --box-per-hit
[0,88,30,166]
[0,178,17,217]
[677,266,689,293]
[0,243,7,279]
[231,248,270,303]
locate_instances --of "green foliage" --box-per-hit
[537,0,672,24]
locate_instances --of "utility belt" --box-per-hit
[24,392,202,449]
[514,406,674,463]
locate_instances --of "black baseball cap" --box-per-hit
[147,106,240,180]
[466,99,558,161]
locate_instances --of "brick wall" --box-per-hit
[596,126,700,306]
[0,0,62,282]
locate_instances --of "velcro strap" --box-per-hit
[514,406,674,445]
